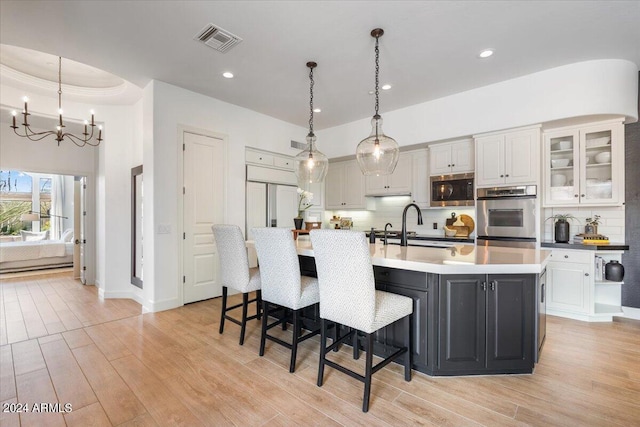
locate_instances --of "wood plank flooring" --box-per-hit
[1,272,639,426]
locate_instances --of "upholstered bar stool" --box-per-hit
[252,227,320,373]
[212,225,262,346]
[310,229,413,412]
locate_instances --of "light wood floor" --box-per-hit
[1,272,639,426]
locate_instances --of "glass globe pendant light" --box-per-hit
[356,28,399,176]
[294,61,328,186]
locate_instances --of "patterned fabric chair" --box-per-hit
[252,227,320,373]
[212,225,262,345]
[310,229,413,412]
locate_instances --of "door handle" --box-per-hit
[74,239,80,245]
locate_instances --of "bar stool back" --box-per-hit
[252,227,320,373]
[310,229,413,412]
[212,225,262,345]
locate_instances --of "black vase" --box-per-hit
[294,218,303,230]
[605,260,625,282]
[554,220,570,243]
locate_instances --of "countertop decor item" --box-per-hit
[9,56,103,147]
[356,28,399,176]
[546,214,577,243]
[584,214,600,235]
[294,61,328,186]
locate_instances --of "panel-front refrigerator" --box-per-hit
[246,181,298,240]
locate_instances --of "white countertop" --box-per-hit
[294,240,551,275]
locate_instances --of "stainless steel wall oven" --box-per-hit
[476,185,537,248]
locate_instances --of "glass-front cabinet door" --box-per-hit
[543,120,623,207]
[580,124,617,205]
[544,129,580,206]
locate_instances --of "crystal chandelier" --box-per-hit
[10,56,103,147]
[356,28,399,176]
[294,61,328,186]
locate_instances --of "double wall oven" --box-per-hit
[476,185,537,248]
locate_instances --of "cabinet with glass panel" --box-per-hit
[543,119,624,207]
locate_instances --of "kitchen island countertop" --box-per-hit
[294,240,550,275]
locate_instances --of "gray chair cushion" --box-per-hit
[310,229,412,334]
[212,225,261,293]
[252,227,319,310]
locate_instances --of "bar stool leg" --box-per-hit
[404,314,412,381]
[363,333,374,413]
[219,286,228,334]
[353,328,360,360]
[239,292,249,345]
[290,309,301,373]
[259,300,268,356]
[317,318,327,386]
[256,290,262,320]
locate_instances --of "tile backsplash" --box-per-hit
[322,196,477,238]
[542,206,625,242]
[319,197,626,243]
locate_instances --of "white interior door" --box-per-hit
[275,185,298,228]
[73,179,81,279]
[183,131,225,304]
[246,181,267,240]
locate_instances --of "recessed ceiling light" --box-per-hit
[222,72,234,78]
[381,84,392,90]
[313,108,321,113]
[479,49,494,58]
[368,90,375,95]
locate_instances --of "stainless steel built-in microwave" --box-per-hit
[430,173,474,207]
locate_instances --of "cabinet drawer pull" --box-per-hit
[500,174,504,177]
[490,280,496,291]
[564,255,569,259]
[505,174,509,177]
[574,194,579,198]
[581,194,585,198]
[451,164,455,167]
[481,281,487,291]
[585,273,589,277]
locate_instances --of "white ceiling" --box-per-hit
[1,1,638,130]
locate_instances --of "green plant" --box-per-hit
[296,188,314,218]
[545,213,578,222]
[585,214,601,226]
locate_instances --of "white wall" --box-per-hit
[145,80,308,312]
[318,60,639,158]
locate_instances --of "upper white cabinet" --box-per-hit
[325,160,366,209]
[365,154,412,196]
[429,139,474,176]
[543,120,624,207]
[475,126,540,187]
[410,149,429,208]
[246,148,294,170]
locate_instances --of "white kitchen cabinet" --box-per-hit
[246,147,294,170]
[546,248,623,322]
[429,139,474,176]
[410,149,429,208]
[543,119,624,207]
[475,126,540,187]
[365,154,412,196]
[325,160,366,209]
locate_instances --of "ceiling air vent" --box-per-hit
[194,23,242,53]
[291,140,307,150]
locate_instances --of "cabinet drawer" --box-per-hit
[374,266,427,290]
[273,156,293,170]
[246,151,274,166]
[549,249,592,265]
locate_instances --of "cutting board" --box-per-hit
[446,214,475,237]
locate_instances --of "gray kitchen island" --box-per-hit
[295,240,551,376]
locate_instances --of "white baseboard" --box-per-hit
[145,297,182,313]
[622,306,640,320]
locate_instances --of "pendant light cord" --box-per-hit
[308,65,314,135]
[374,34,380,117]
